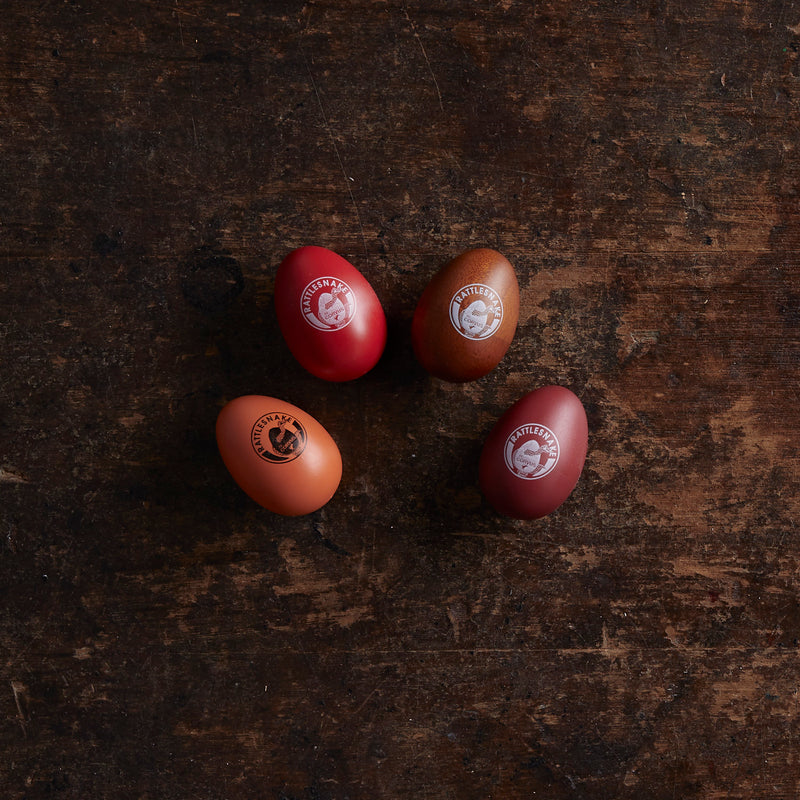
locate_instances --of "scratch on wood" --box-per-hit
[10,681,27,737]
[172,2,238,35]
[118,413,145,428]
[0,468,29,484]
[447,602,467,641]
[174,3,185,46]
[350,682,384,717]
[303,55,368,257]
[403,6,444,112]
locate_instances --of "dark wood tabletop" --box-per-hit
[3,1,800,797]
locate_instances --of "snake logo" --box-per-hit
[300,277,357,331]
[251,413,307,463]
[503,423,560,480]
[449,283,503,340]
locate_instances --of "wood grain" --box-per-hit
[2,0,800,797]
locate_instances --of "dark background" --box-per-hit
[3,1,800,797]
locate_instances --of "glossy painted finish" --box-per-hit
[275,246,387,382]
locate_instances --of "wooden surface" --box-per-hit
[2,1,800,797]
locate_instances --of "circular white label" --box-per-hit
[448,283,503,340]
[503,423,560,480]
[300,277,357,331]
